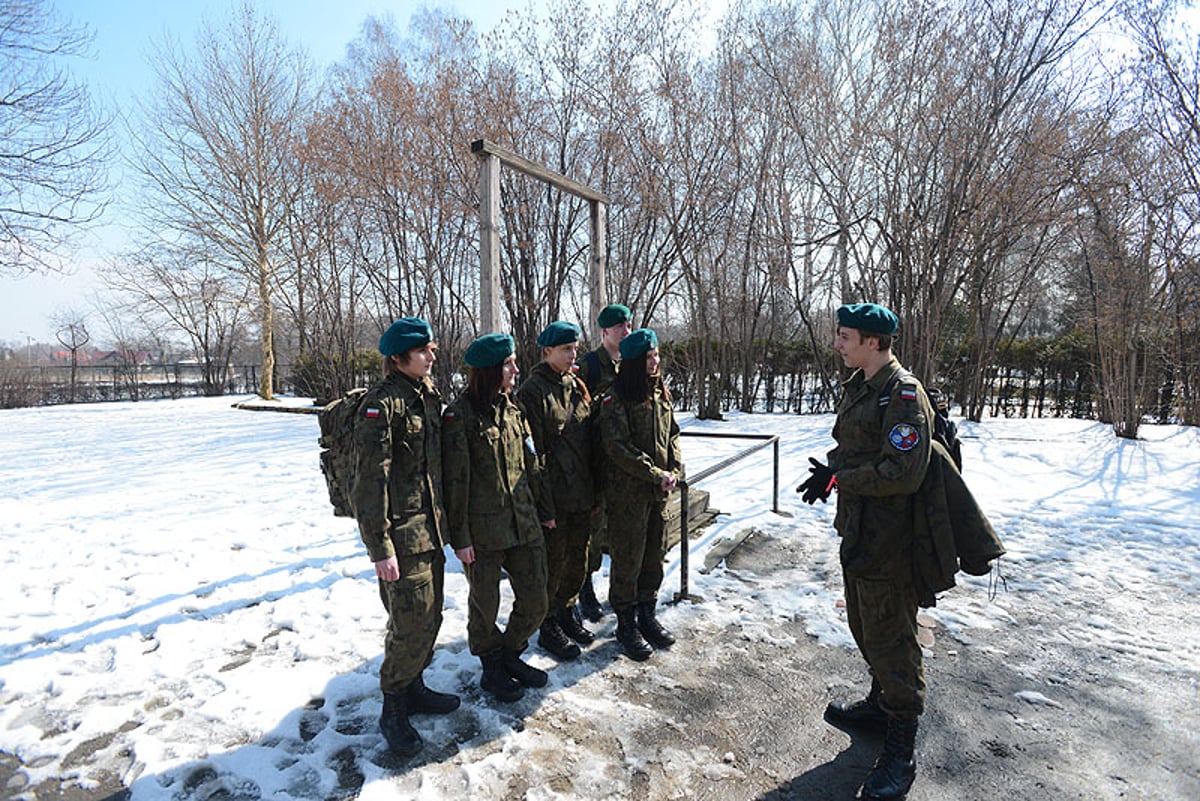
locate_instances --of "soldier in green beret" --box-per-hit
[575,303,634,622]
[598,327,684,661]
[352,316,459,758]
[442,333,551,701]
[516,321,600,661]
[796,302,931,801]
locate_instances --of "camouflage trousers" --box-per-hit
[605,489,666,610]
[843,563,925,718]
[377,549,445,694]
[585,501,608,574]
[464,538,548,656]
[545,509,592,612]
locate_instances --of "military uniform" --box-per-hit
[578,346,619,579]
[516,362,596,615]
[351,372,447,695]
[442,392,548,657]
[598,380,684,610]
[829,356,934,718]
[578,345,619,396]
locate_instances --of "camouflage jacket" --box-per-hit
[351,373,445,562]
[516,362,596,517]
[829,357,933,573]
[599,380,684,497]
[442,391,547,551]
[577,346,619,396]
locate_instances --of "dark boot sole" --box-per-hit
[481,680,525,702]
[538,633,581,661]
[380,722,423,757]
[823,703,888,733]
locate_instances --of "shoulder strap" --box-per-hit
[878,368,912,419]
[581,350,602,394]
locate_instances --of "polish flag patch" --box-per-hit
[899,388,918,402]
[443,410,457,421]
[364,407,381,419]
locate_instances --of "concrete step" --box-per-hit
[665,487,718,550]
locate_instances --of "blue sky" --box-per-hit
[1,0,545,345]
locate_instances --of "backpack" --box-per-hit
[578,349,602,395]
[880,370,964,471]
[317,387,368,518]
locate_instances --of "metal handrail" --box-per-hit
[673,431,782,602]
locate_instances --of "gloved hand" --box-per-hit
[796,458,836,504]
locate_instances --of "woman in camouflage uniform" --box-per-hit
[516,321,598,661]
[351,317,459,758]
[598,328,684,661]
[442,333,550,701]
[575,303,634,621]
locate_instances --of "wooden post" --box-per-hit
[471,139,609,337]
[478,151,502,333]
[590,199,608,341]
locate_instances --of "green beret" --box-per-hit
[537,321,582,348]
[379,316,433,356]
[619,327,658,361]
[836,303,898,335]
[597,303,632,329]
[464,332,515,368]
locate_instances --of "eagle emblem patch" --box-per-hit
[888,423,920,452]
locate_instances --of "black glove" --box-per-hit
[796,458,836,505]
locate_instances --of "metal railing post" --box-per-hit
[772,437,780,514]
[676,480,690,601]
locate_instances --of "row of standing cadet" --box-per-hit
[348,303,683,760]
[348,298,996,801]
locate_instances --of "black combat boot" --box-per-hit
[636,601,676,648]
[502,648,549,687]
[824,678,888,732]
[860,716,918,800]
[480,650,524,702]
[379,691,423,757]
[615,606,653,661]
[538,615,581,661]
[577,575,603,622]
[405,673,461,715]
[556,606,596,645]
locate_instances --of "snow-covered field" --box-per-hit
[1,396,1198,800]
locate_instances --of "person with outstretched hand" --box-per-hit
[803,303,933,801]
[796,457,836,504]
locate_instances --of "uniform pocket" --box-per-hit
[854,576,899,636]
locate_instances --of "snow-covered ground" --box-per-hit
[1,396,1198,800]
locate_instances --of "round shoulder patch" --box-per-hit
[888,422,921,452]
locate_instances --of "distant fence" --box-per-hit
[0,363,298,409]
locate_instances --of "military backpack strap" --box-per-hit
[580,350,602,395]
[877,368,912,420]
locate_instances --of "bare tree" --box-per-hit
[1124,0,1200,424]
[129,2,313,399]
[52,309,89,402]
[104,246,251,396]
[0,0,112,274]
[90,294,166,402]
[1067,117,1168,438]
[314,13,483,384]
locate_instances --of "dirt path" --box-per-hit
[3,528,1196,801]
[625,528,1200,801]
